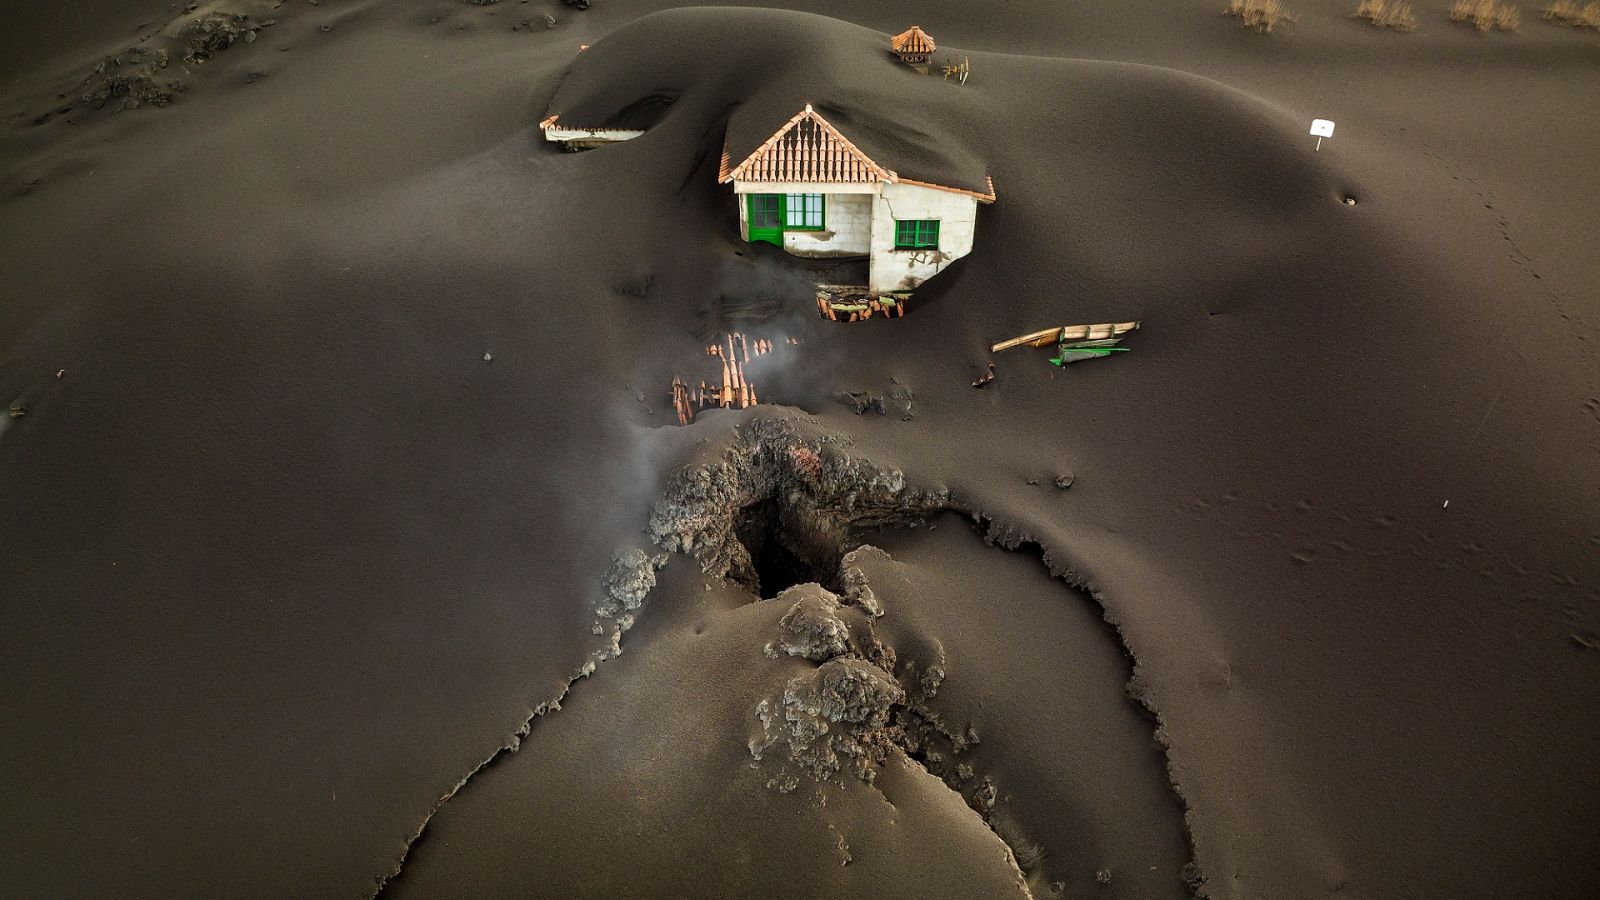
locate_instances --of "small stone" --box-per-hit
[483,352,493,362]
[1054,474,1074,489]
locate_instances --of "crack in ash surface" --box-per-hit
[379,415,1199,897]
[969,514,1209,898]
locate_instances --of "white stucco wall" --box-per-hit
[729,183,874,257]
[783,193,871,257]
[542,128,645,150]
[867,183,980,292]
[728,179,983,291]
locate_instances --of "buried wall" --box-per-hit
[868,182,978,292]
[731,183,875,256]
[784,192,873,258]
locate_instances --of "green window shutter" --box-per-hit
[894,219,940,249]
[784,193,825,229]
[750,194,782,228]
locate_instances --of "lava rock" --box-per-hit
[817,657,903,727]
[773,585,850,661]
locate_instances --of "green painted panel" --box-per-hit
[748,193,783,247]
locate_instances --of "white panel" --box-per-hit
[866,183,980,292]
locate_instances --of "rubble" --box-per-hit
[752,656,904,783]
[599,548,667,617]
[181,13,260,63]
[834,387,914,420]
[769,585,853,661]
[647,416,947,595]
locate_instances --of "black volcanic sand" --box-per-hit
[2,2,1597,898]
[387,555,1038,900]
[388,511,1191,898]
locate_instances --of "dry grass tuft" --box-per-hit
[1355,0,1419,29]
[1544,0,1600,27]
[1451,0,1523,30]
[1225,0,1297,32]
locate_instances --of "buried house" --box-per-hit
[718,104,995,293]
[542,102,995,294]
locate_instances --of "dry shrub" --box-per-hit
[1544,0,1600,27]
[1450,0,1523,30]
[1355,0,1419,29]
[1225,0,1297,32]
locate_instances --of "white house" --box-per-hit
[540,101,994,294]
[717,104,995,293]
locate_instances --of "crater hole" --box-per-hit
[733,497,846,597]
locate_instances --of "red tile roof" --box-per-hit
[719,105,892,185]
[890,26,936,56]
[719,104,996,203]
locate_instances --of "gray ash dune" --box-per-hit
[1,1,1597,899]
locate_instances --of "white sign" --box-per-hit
[1310,118,1335,151]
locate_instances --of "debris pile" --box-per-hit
[746,550,1000,832]
[72,48,180,114]
[671,333,797,425]
[753,655,905,787]
[646,416,947,595]
[180,12,261,63]
[40,8,269,122]
[835,386,915,419]
[816,284,911,322]
[990,321,1140,367]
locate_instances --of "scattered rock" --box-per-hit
[837,549,883,617]
[1054,474,1074,490]
[834,387,914,420]
[817,657,903,726]
[599,548,666,617]
[181,13,260,63]
[771,585,851,661]
[751,656,903,783]
[76,47,181,112]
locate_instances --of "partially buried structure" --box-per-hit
[717,104,995,293]
[540,29,995,296]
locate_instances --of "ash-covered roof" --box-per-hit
[537,9,996,200]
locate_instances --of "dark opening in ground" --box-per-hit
[734,497,845,597]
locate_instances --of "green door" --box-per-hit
[747,194,783,247]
